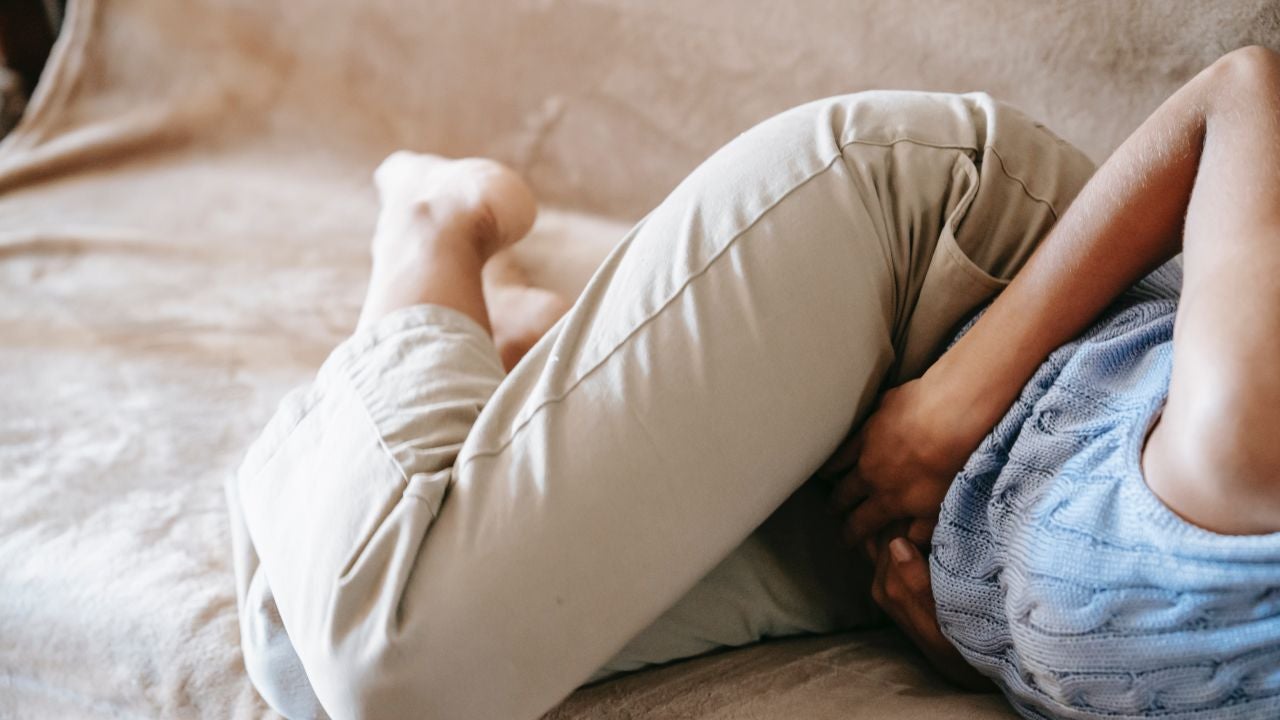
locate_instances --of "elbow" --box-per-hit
[1206,45,1280,99]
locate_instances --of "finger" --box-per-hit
[882,538,943,645]
[869,520,911,564]
[844,496,899,548]
[879,544,991,690]
[869,535,894,615]
[816,428,865,480]
[887,537,932,596]
[829,468,869,514]
[897,584,949,660]
[907,517,937,548]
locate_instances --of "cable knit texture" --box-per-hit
[931,258,1280,719]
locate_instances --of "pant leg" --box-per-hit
[587,91,1096,680]
[228,90,1095,720]
[227,304,506,719]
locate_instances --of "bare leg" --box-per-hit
[357,151,539,333]
[483,251,573,371]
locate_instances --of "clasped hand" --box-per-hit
[819,377,975,557]
[818,375,991,690]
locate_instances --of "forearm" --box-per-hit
[832,50,1279,547]
[925,59,1216,450]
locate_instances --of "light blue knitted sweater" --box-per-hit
[930,259,1280,719]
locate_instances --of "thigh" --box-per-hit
[588,478,880,682]
[591,93,1099,677]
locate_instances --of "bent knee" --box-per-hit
[239,573,329,719]
[302,642,440,720]
[242,636,329,720]
[249,627,397,720]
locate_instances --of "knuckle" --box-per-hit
[903,571,930,595]
[870,582,887,608]
[883,576,906,603]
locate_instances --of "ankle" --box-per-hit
[372,201,500,266]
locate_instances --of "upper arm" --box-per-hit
[1142,46,1280,535]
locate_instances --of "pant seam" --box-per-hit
[985,144,1063,221]
[845,135,1066,221]
[839,136,978,154]
[461,137,916,468]
[336,365,413,488]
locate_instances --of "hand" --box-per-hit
[871,535,993,692]
[819,375,984,557]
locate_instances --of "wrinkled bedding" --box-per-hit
[1,0,1275,716]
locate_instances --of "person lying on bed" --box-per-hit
[225,45,1280,720]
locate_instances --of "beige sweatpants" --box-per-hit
[226,90,1095,720]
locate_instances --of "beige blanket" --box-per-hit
[1,0,1273,716]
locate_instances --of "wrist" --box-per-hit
[918,350,1015,456]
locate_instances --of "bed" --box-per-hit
[1,0,1275,716]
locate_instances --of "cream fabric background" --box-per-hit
[0,1,1276,717]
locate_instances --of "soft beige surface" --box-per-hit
[1,0,1276,717]
[548,631,1012,720]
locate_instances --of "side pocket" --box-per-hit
[890,153,1007,384]
[889,104,1096,387]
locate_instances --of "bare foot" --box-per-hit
[358,152,539,330]
[484,251,572,371]
[371,150,538,260]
